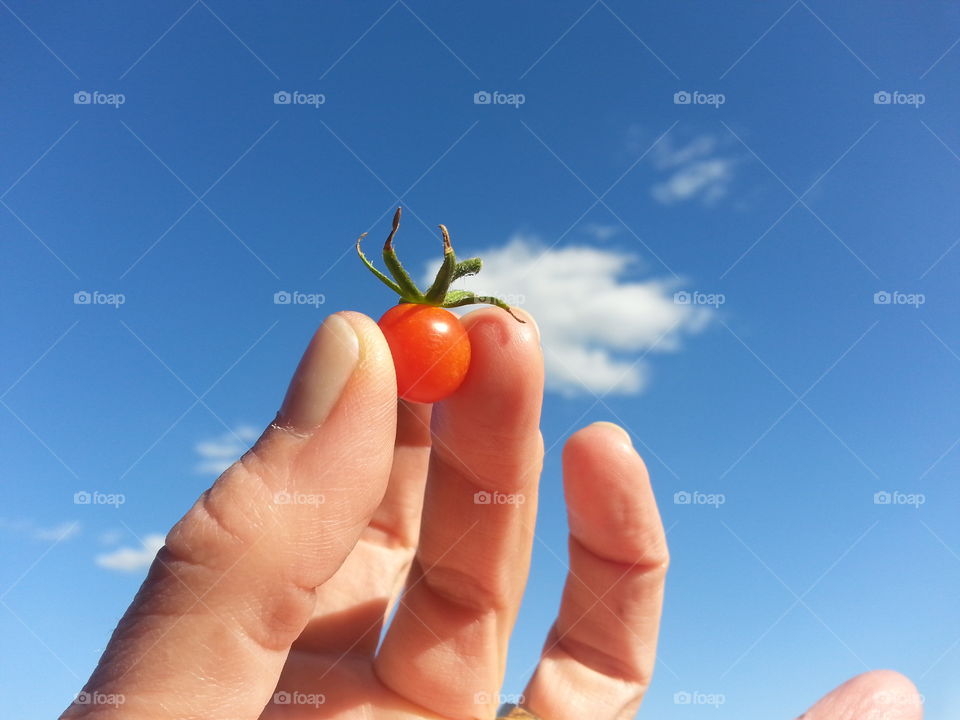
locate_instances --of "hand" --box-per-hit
[63,309,921,720]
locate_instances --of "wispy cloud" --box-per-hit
[95,534,164,572]
[194,426,259,475]
[636,129,738,206]
[653,156,734,205]
[34,521,81,542]
[0,517,80,542]
[580,222,620,242]
[426,235,711,396]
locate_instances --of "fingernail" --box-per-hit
[593,421,633,446]
[279,314,359,431]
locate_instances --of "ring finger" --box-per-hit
[523,422,669,720]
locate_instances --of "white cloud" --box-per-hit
[425,236,711,396]
[0,517,80,542]
[580,222,620,242]
[194,426,259,475]
[652,133,717,170]
[95,534,164,572]
[647,132,737,206]
[653,158,733,205]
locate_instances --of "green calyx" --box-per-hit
[356,207,524,322]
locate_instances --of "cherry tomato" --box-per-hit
[378,304,470,403]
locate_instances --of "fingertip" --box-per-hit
[277,313,360,432]
[563,422,645,474]
[329,310,397,399]
[460,306,541,354]
[335,310,390,365]
[563,424,662,565]
[510,306,541,342]
[811,670,923,720]
[449,306,543,406]
[590,421,633,446]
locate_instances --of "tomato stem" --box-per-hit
[356,207,525,322]
[380,208,424,300]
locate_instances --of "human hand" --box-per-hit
[62,309,921,720]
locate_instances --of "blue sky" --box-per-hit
[2,1,960,717]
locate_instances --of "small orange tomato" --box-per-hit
[378,304,470,403]
[357,207,523,403]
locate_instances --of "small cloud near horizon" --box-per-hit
[194,426,259,475]
[96,534,165,572]
[580,222,620,242]
[0,517,80,542]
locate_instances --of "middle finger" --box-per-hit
[375,308,544,720]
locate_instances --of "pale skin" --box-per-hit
[63,309,922,720]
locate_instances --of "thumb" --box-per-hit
[63,312,397,720]
[797,670,922,720]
